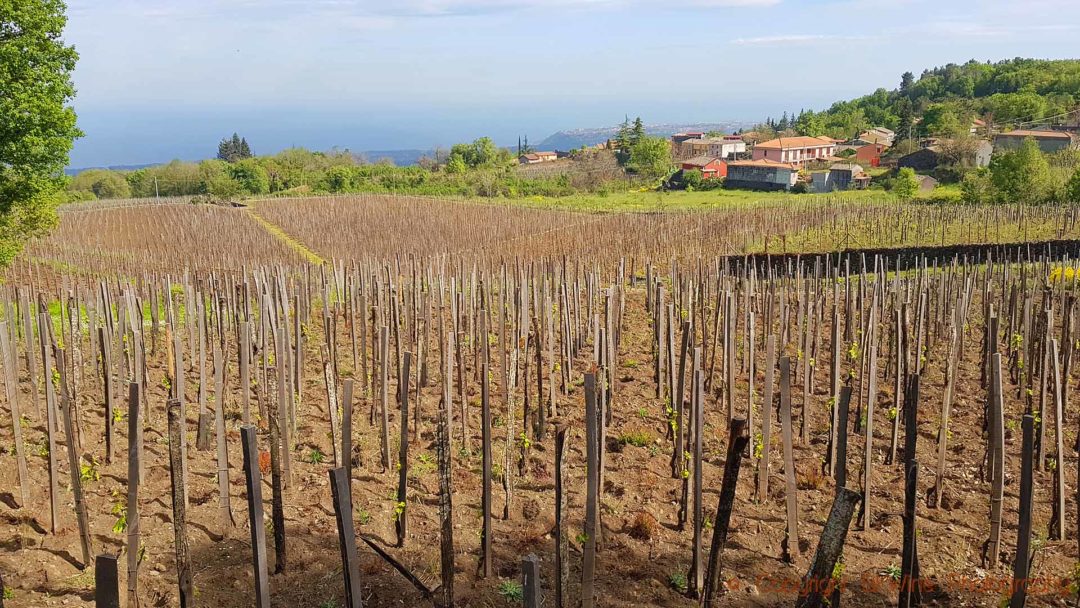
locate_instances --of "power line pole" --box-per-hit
[154,177,160,199]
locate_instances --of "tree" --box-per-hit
[989,137,1053,202]
[625,136,672,181]
[893,168,920,199]
[228,158,269,194]
[900,71,915,95]
[447,137,508,170]
[895,98,915,141]
[217,133,251,163]
[630,117,646,145]
[1065,167,1080,202]
[0,0,81,264]
[961,168,994,204]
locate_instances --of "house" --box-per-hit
[897,146,941,171]
[830,164,871,190]
[855,143,886,167]
[676,137,746,160]
[680,156,727,179]
[898,139,994,170]
[751,136,837,166]
[518,151,558,164]
[853,131,893,147]
[725,159,799,191]
[993,129,1075,154]
[915,174,939,193]
[671,132,704,146]
[812,164,871,192]
[970,118,987,136]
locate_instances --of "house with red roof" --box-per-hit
[751,136,837,166]
[680,156,727,179]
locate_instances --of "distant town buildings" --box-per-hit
[673,135,746,160]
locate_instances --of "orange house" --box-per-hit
[681,156,727,179]
[855,143,885,167]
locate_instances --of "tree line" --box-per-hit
[755,58,1080,142]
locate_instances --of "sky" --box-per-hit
[65,0,1080,167]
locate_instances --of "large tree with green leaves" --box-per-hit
[892,168,920,199]
[989,137,1054,203]
[625,136,672,181]
[0,0,80,264]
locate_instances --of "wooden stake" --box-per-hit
[166,399,193,608]
[780,356,800,563]
[240,426,271,608]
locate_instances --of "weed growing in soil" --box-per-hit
[668,571,688,593]
[497,580,523,602]
[308,447,325,464]
[619,430,654,448]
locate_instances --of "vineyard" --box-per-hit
[2,195,1080,607]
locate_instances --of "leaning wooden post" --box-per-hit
[0,324,30,507]
[126,383,140,608]
[213,344,236,534]
[329,467,364,608]
[554,423,569,608]
[703,418,750,608]
[55,346,93,567]
[240,426,271,608]
[1009,415,1035,608]
[793,487,862,608]
[779,356,800,563]
[95,554,120,608]
[522,553,541,608]
[40,312,60,534]
[166,399,194,608]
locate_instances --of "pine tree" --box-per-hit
[239,137,252,159]
[217,136,236,162]
[631,116,645,145]
[615,116,632,166]
[900,71,915,95]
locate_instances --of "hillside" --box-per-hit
[780,58,1080,140]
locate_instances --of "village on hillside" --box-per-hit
[517,119,1079,195]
